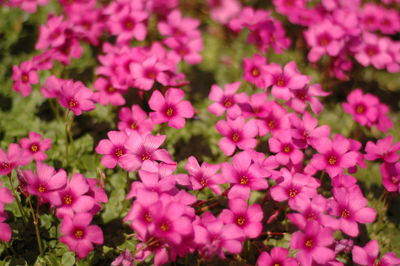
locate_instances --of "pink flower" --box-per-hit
[329,186,377,237]
[0,182,13,212]
[342,89,379,127]
[243,54,268,88]
[164,37,203,65]
[149,88,194,129]
[308,135,358,178]
[118,105,153,135]
[57,80,95,115]
[12,61,39,97]
[60,212,103,259]
[19,132,51,162]
[264,61,309,100]
[365,136,400,163]
[184,156,223,194]
[107,7,148,44]
[270,168,319,209]
[257,101,290,136]
[157,10,200,40]
[222,151,268,199]
[111,249,134,266]
[23,162,67,203]
[208,82,245,119]
[119,131,174,172]
[54,173,95,219]
[352,240,400,266]
[92,77,125,106]
[286,84,329,114]
[35,15,68,50]
[380,162,400,193]
[304,19,344,62]
[0,213,11,242]
[95,131,129,169]
[290,221,335,265]
[0,144,30,176]
[376,103,393,133]
[216,117,258,156]
[219,198,263,238]
[354,33,392,70]
[238,92,270,119]
[208,0,241,24]
[257,247,298,266]
[289,112,331,149]
[130,56,169,91]
[269,131,303,165]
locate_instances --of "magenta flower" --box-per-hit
[289,112,330,149]
[239,92,270,119]
[290,221,335,265]
[23,162,67,203]
[380,162,400,193]
[365,136,400,163]
[219,198,263,238]
[208,82,245,119]
[342,89,380,127]
[95,131,129,169]
[60,212,103,259]
[270,168,319,209]
[92,77,125,106]
[257,247,298,266]
[184,156,223,194]
[54,173,95,219]
[264,61,309,100]
[0,182,13,212]
[12,61,39,97]
[111,249,134,266]
[352,240,400,266]
[158,10,200,40]
[257,101,290,136]
[119,131,174,172]
[286,84,329,114]
[354,33,392,70]
[58,80,95,115]
[268,130,303,165]
[35,15,68,50]
[222,151,268,199]
[0,212,11,242]
[208,0,241,24]
[304,19,344,62]
[0,144,30,176]
[308,135,358,178]
[216,117,258,156]
[329,187,377,237]
[19,132,51,162]
[118,105,153,135]
[130,56,169,91]
[149,88,194,129]
[148,200,193,245]
[164,37,203,65]
[107,7,148,44]
[243,54,268,88]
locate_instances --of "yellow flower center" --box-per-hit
[232,133,240,143]
[236,216,246,226]
[328,155,337,165]
[38,185,46,193]
[64,195,73,205]
[74,229,84,239]
[240,176,249,185]
[165,107,174,117]
[341,209,350,218]
[31,144,39,152]
[114,148,124,157]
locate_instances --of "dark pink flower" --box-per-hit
[23,162,67,203]
[342,89,379,127]
[243,54,268,88]
[269,130,303,165]
[118,105,153,135]
[57,80,95,115]
[119,131,174,172]
[19,132,51,162]
[286,84,329,114]
[12,61,39,97]
[208,82,245,119]
[257,247,298,266]
[0,144,30,176]
[216,117,258,156]
[60,212,103,259]
[184,156,223,194]
[264,61,309,100]
[95,131,129,169]
[111,249,134,266]
[352,240,400,266]
[329,186,377,237]
[0,212,11,242]
[130,56,169,91]
[308,135,358,178]
[290,221,335,265]
[238,92,270,119]
[380,162,400,193]
[354,33,392,70]
[365,136,400,163]
[257,101,290,136]
[55,173,95,219]
[270,168,319,209]
[149,88,194,129]
[0,182,13,213]
[219,198,263,238]
[36,15,68,50]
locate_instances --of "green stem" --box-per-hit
[64,110,74,166]
[27,197,44,255]
[7,173,27,225]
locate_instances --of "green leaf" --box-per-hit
[61,252,76,266]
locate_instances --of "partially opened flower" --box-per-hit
[352,240,400,266]
[60,212,103,259]
[257,247,298,266]
[149,88,194,129]
[365,136,400,163]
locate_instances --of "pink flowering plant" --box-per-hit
[0,0,399,265]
